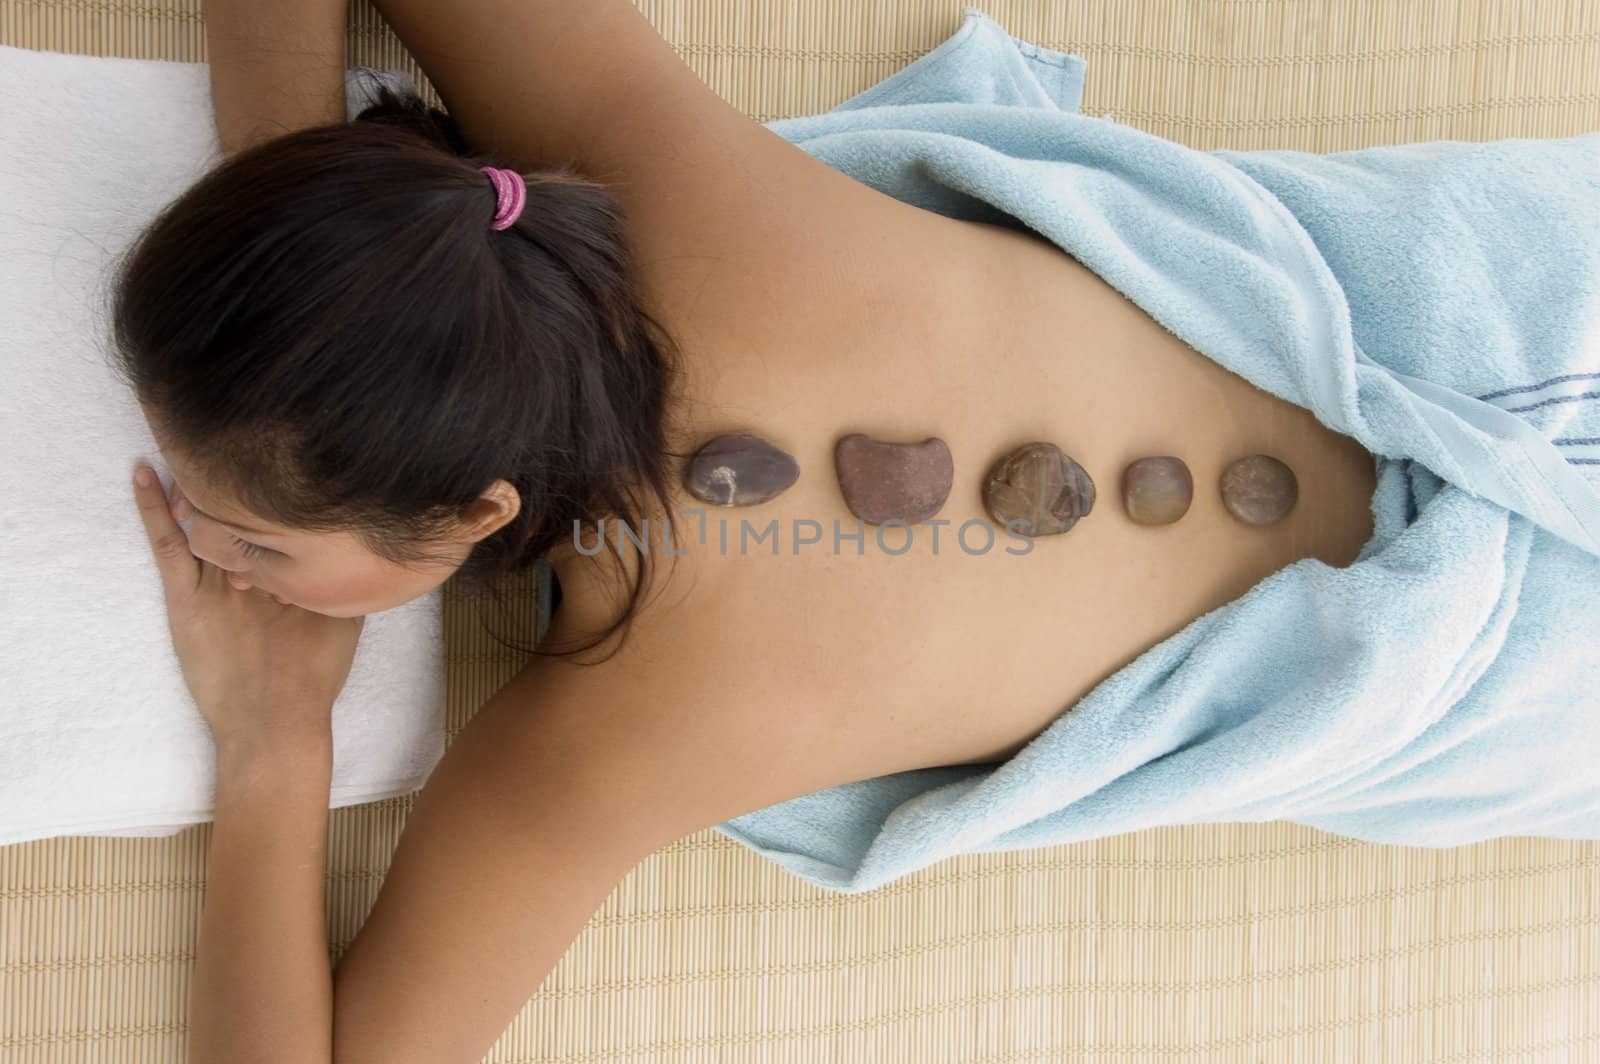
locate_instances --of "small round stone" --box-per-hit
[834,433,953,525]
[1122,456,1192,526]
[683,432,799,507]
[983,441,1095,537]
[1219,453,1298,526]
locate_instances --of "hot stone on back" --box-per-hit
[834,433,954,525]
[983,441,1095,536]
[683,432,800,507]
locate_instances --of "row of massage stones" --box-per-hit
[683,432,1299,532]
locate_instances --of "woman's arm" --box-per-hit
[363,0,882,332]
[327,626,866,1063]
[189,734,335,1064]
[203,0,349,158]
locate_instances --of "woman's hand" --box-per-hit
[132,464,364,751]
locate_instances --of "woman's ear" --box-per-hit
[461,479,522,542]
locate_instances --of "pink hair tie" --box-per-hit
[479,165,527,231]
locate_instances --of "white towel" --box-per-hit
[0,44,448,845]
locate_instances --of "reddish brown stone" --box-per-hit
[683,432,799,507]
[1219,453,1298,526]
[983,441,1095,536]
[1122,456,1192,526]
[834,433,953,525]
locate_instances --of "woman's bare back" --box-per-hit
[548,191,1379,781]
[324,6,1383,1055]
[331,177,1381,1064]
[368,0,1377,801]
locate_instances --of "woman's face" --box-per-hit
[144,417,519,617]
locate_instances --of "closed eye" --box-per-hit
[230,534,276,560]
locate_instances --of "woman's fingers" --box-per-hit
[163,481,253,589]
[170,480,193,521]
[132,465,200,597]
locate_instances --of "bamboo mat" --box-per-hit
[4,1,1600,1060]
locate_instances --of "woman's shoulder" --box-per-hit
[525,556,881,814]
[596,100,925,342]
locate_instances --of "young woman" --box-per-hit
[121,0,1379,1060]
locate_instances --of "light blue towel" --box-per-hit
[712,7,1600,894]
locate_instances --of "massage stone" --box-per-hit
[1121,456,1192,526]
[834,433,954,525]
[683,432,800,507]
[982,441,1096,536]
[1219,453,1298,526]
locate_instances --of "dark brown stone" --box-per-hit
[983,441,1095,537]
[833,433,953,525]
[1122,456,1192,526]
[1219,453,1298,526]
[683,432,799,507]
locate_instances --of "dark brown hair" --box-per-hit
[106,75,686,660]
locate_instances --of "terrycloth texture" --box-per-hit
[713,7,1600,893]
[0,46,446,845]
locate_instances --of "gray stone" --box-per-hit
[983,441,1095,536]
[683,432,799,507]
[834,433,953,525]
[1219,453,1298,526]
[1122,456,1192,526]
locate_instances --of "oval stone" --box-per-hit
[1122,456,1192,526]
[683,432,799,507]
[983,441,1095,537]
[1219,453,1298,526]
[834,433,953,525]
